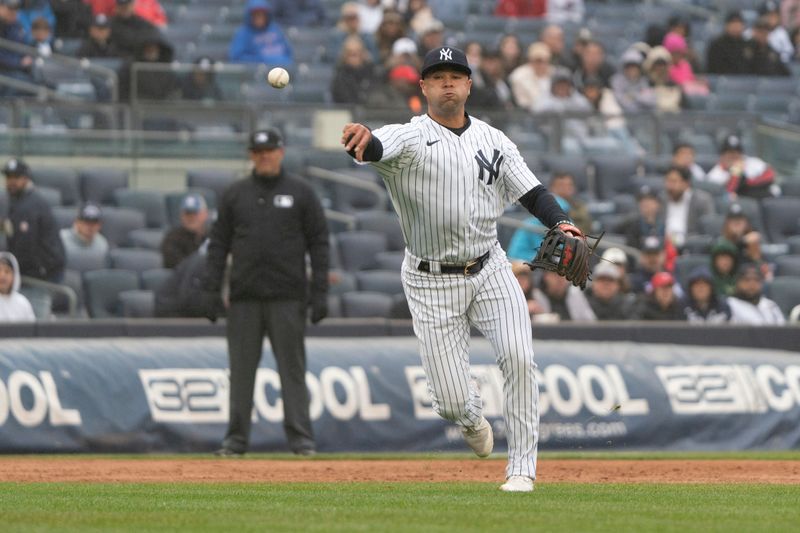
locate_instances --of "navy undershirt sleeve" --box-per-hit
[347,135,384,162]
[518,185,571,228]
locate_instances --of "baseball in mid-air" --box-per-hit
[267,67,290,89]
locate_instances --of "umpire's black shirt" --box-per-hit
[204,170,329,303]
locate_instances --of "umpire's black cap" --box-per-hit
[248,128,284,151]
[420,46,471,79]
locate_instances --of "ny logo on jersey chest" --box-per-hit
[474,149,503,185]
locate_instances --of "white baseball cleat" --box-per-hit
[461,417,493,458]
[500,476,535,492]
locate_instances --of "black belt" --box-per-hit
[417,250,491,275]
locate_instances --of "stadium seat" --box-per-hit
[673,255,711,289]
[707,93,752,112]
[340,291,394,318]
[37,186,63,207]
[354,211,405,251]
[119,289,156,318]
[113,189,168,229]
[699,213,726,236]
[326,293,342,318]
[30,168,81,205]
[774,255,800,277]
[98,207,147,247]
[328,269,357,295]
[79,168,130,205]
[355,270,404,295]
[780,181,800,197]
[128,228,166,250]
[109,248,163,273]
[682,234,714,255]
[787,235,800,255]
[328,233,342,270]
[141,268,173,292]
[52,206,77,229]
[717,196,764,233]
[761,198,800,243]
[335,231,388,271]
[0,190,6,218]
[186,169,239,202]
[18,285,52,319]
[83,269,140,318]
[716,76,760,94]
[374,251,405,271]
[65,244,108,272]
[590,155,644,199]
[765,276,800,317]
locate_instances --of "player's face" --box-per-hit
[420,69,472,116]
[250,147,285,177]
[0,262,12,295]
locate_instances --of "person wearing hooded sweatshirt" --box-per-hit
[710,239,738,298]
[684,266,731,323]
[0,252,35,322]
[110,0,163,59]
[228,0,293,67]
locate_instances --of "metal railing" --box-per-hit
[21,275,79,318]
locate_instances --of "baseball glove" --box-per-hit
[525,226,602,289]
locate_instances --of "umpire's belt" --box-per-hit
[417,250,491,275]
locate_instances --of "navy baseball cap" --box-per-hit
[642,235,663,253]
[420,46,471,79]
[2,158,29,176]
[92,14,110,28]
[720,134,743,153]
[78,203,102,222]
[181,194,207,213]
[249,128,284,151]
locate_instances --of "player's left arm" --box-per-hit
[499,135,582,237]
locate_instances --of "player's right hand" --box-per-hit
[341,123,371,162]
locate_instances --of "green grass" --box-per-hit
[0,482,798,532]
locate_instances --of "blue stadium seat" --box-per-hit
[128,228,166,250]
[762,198,800,243]
[340,291,394,318]
[186,169,239,201]
[141,268,173,292]
[765,276,800,317]
[83,269,140,318]
[79,168,130,205]
[98,207,147,247]
[336,230,388,271]
[113,189,168,229]
[774,255,800,277]
[119,289,156,318]
[354,210,405,251]
[355,270,404,295]
[30,168,81,205]
[109,248,163,273]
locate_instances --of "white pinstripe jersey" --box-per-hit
[370,114,542,263]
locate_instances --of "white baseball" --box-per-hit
[267,67,290,89]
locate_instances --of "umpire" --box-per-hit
[204,128,329,456]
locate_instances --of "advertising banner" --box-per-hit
[1,338,799,452]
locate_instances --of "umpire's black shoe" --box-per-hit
[213,448,244,457]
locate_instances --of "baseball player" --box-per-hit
[341,46,584,492]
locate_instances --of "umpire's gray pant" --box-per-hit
[222,299,314,454]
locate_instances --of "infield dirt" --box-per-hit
[0,458,798,484]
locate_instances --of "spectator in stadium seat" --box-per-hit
[415,17,445,59]
[59,203,109,268]
[29,16,56,58]
[367,63,423,114]
[760,0,794,64]
[110,0,162,59]
[77,14,121,58]
[387,36,421,71]
[160,193,209,269]
[18,0,54,42]
[549,172,591,233]
[615,185,664,251]
[661,165,715,249]
[706,11,749,75]
[2,158,65,282]
[540,24,575,71]
[610,48,656,113]
[740,231,774,282]
[228,0,293,66]
[403,0,435,36]
[710,239,738,297]
[122,33,175,100]
[356,0,382,34]
[704,135,781,199]
[329,2,378,62]
[744,17,790,76]
[643,46,685,113]
[498,33,523,77]
[727,263,786,325]
[573,40,615,89]
[373,9,406,67]
[86,0,166,28]
[637,271,686,321]
[331,35,377,105]
[509,42,552,112]
[534,66,591,115]
[585,261,638,320]
[683,266,731,324]
[181,56,223,101]
[270,0,325,28]
[494,0,546,18]
[0,252,35,322]
[670,142,705,182]
[663,31,708,96]
[531,269,597,322]
[0,0,35,90]
[472,50,515,110]
[506,196,570,262]
[718,202,752,252]
[628,235,666,294]
[579,75,634,145]
[782,0,800,30]
[154,242,216,318]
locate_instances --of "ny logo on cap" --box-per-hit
[439,48,452,61]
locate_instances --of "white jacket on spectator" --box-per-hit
[509,63,551,112]
[0,252,36,323]
[727,296,786,325]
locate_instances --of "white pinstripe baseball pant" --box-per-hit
[401,242,539,479]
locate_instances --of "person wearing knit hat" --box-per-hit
[727,263,786,325]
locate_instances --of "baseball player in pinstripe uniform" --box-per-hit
[342,46,584,492]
